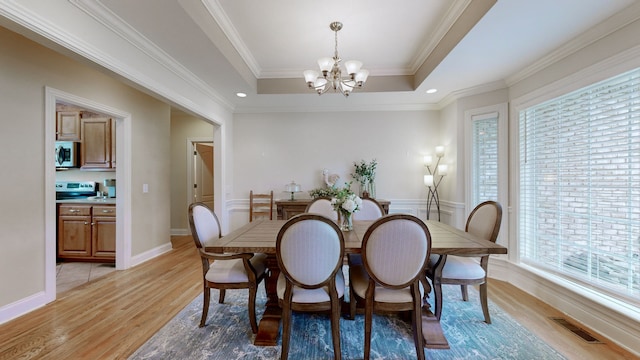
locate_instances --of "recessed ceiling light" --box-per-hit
[426,88,438,94]
[236,92,247,98]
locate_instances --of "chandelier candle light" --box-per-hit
[424,146,447,221]
[303,21,369,97]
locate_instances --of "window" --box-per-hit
[471,113,499,205]
[465,104,507,243]
[519,67,640,302]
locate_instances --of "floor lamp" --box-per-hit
[424,147,447,221]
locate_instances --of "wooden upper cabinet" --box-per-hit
[56,111,81,141]
[81,117,112,169]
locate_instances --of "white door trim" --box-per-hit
[45,87,132,302]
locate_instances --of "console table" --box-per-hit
[275,198,390,220]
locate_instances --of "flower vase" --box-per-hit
[360,180,375,198]
[360,180,370,198]
[340,212,353,232]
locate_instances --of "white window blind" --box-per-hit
[472,113,499,205]
[519,67,640,302]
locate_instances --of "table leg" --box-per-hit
[421,305,450,349]
[254,255,281,346]
[421,256,449,349]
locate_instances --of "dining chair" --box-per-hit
[425,200,502,323]
[349,214,431,360]
[276,214,345,360]
[305,197,338,221]
[188,202,267,333]
[348,197,385,319]
[249,190,274,222]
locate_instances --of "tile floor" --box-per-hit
[56,262,116,294]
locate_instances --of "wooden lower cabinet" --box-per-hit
[58,204,115,261]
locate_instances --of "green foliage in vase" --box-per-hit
[351,159,377,183]
[308,186,339,199]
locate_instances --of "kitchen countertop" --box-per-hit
[57,198,116,205]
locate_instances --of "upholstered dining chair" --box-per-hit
[188,202,267,333]
[276,214,345,360]
[349,214,431,360]
[249,190,274,222]
[352,197,385,221]
[425,200,502,323]
[305,197,338,221]
[348,197,385,319]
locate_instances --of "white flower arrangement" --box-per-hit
[331,182,362,216]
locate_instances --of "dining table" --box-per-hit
[205,218,507,349]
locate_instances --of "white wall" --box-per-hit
[229,110,440,229]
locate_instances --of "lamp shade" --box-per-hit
[435,146,445,157]
[341,80,355,94]
[437,164,448,175]
[355,69,369,84]
[424,174,434,187]
[303,70,319,83]
[317,57,333,72]
[314,78,328,89]
[344,60,363,75]
[423,155,433,166]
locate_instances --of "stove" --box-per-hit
[55,181,98,200]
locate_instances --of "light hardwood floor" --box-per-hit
[0,236,637,359]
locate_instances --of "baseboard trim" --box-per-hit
[129,242,173,268]
[0,291,47,325]
[170,228,189,236]
[490,258,640,357]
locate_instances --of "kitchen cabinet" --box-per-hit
[56,111,81,141]
[57,204,115,261]
[80,117,113,170]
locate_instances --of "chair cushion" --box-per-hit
[205,253,267,283]
[350,264,424,303]
[277,271,345,303]
[430,255,486,280]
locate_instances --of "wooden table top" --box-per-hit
[205,219,507,256]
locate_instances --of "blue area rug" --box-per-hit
[130,274,566,360]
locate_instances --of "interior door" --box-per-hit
[194,142,214,210]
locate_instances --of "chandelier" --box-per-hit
[303,21,369,97]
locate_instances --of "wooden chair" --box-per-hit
[349,214,431,360]
[188,202,267,333]
[249,190,273,222]
[348,197,385,318]
[304,197,338,221]
[276,214,345,360]
[425,200,502,323]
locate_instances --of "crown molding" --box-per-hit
[69,0,235,112]
[200,0,261,79]
[506,1,640,87]
[437,80,507,109]
[234,101,439,114]
[409,0,474,73]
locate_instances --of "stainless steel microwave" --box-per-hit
[55,141,78,168]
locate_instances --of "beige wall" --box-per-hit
[170,112,215,233]
[0,26,171,306]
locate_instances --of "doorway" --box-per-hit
[45,87,132,302]
[190,140,214,210]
